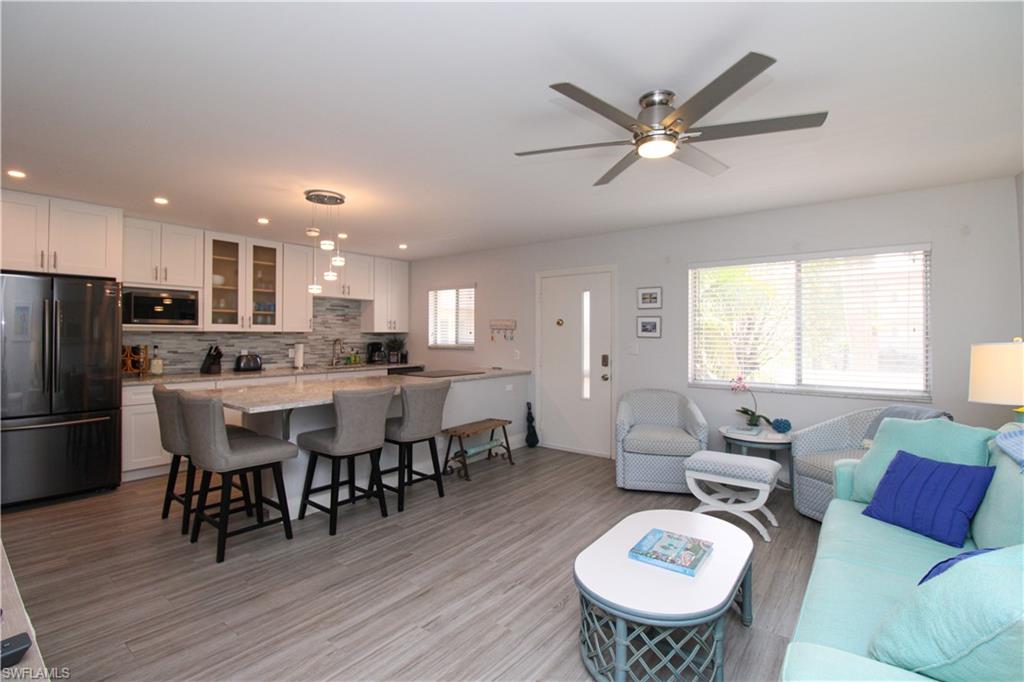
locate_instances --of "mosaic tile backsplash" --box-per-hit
[123,298,403,373]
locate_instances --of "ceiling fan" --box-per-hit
[515,52,828,186]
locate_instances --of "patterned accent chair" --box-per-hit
[615,390,708,493]
[790,408,885,521]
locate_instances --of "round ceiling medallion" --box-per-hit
[304,189,345,205]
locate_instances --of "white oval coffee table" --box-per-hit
[574,510,754,682]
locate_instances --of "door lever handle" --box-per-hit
[601,374,610,381]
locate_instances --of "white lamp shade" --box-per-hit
[968,341,1024,405]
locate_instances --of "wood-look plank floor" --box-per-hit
[1,448,819,681]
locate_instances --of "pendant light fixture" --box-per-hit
[303,189,346,293]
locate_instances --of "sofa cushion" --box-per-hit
[623,424,700,457]
[852,418,996,503]
[782,643,929,681]
[868,545,1024,682]
[863,451,995,547]
[971,424,1024,548]
[795,448,866,483]
[686,450,780,485]
[793,499,973,655]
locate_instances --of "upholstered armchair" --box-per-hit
[790,407,885,521]
[615,389,708,493]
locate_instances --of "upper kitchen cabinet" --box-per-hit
[1,190,50,273]
[123,219,204,288]
[282,243,314,332]
[362,257,409,333]
[203,232,283,331]
[2,191,122,279]
[312,249,374,300]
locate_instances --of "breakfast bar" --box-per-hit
[187,369,531,518]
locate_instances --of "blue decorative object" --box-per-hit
[919,547,1000,584]
[771,418,792,434]
[863,450,996,547]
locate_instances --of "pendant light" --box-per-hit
[303,189,346,293]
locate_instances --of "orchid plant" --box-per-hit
[730,375,772,428]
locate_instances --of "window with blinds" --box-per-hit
[689,248,931,398]
[428,287,476,348]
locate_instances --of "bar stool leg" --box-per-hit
[329,457,341,536]
[216,472,232,563]
[238,473,254,517]
[191,470,212,543]
[298,452,318,520]
[347,456,357,502]
[181,460,196,535]
[428,437,445,498]
[370,449,388,518]
[252,470,265,525]
[397,444,407,513]
[162,454,182,519]
[272,462,293,540]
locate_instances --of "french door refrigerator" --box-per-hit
[1,274,122,504]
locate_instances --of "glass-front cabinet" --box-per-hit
[204,233,282,331]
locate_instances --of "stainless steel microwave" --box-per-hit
[122,288,199,326]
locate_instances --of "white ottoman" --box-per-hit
[685,450,782,542]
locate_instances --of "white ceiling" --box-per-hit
[2,2,1021,260]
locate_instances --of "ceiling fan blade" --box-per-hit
[661,52,777,129]
[688,112,828,142]
[672,144,729,176]
[594,150,640,186]
[550,83,652,133]
[514,140,632,157]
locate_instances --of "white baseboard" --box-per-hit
[123,464,170,482]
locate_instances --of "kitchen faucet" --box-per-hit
[330,338,343,367]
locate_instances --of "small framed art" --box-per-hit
[636,316,661,338]
[637,286,662,309]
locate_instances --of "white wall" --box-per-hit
[1017,171,1024,322]
[408,177,1022,440]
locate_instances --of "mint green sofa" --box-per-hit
[781,425,1024,681]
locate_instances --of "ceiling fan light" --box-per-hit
[331,255,345,267]
[307,283,322,294]
[320,239,335,251]
[323,270,338,281]
[637,135,677,159]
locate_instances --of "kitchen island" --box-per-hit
[187,369,531,519]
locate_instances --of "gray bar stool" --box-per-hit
[153,384,256,534]
[382,380,451,512]
[296,386,395,535]
[179,393,298,563]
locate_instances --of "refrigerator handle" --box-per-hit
[54,299,62,393]
[43,299,51,393]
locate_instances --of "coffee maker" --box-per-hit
[367,341,386,364]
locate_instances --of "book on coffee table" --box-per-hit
[628,528,713,576]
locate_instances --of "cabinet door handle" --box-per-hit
[164,266,168,281]
[40,250,45,268]
[52,251,57,269]
[154,265,159,280]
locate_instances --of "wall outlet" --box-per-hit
[240,349,248,355]
[287,348,295,359]
[513,349,520,361]
[505,384,513,391]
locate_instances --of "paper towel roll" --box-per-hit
[294,343,304,369]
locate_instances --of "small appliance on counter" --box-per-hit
[200,346,223,374]
[234,352,263,372]
[367,341,386,364]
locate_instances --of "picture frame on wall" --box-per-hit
[636,316,662,338]
[637,286,662,309]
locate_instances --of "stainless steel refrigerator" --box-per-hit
[1,274,122,504]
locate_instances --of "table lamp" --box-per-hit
[968,338,1024,422]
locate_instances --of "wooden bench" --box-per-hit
[442,418,513,481]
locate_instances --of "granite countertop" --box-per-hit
[185,369,531,413]
[122,363,426,386]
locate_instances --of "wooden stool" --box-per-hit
[442,418,513,481]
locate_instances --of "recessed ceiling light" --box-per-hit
[257,217,270,225]
[153,196,169,205]
[7,170,27,179]
[398,244,408,250]
[337,233,348,240]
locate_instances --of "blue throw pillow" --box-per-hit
[863,450,995,547]
[919,547,1000,584]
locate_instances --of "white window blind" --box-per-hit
[689,248,930,398]
[428,287,475,348]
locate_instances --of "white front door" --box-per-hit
[538,270,613,457]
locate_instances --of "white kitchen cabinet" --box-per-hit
[312,249,374,300]
[313,247,343,298]
[246,238,284,332]
[48,198,123,279]
[282,243,314,332]
[1,190,50,272]
[204,233,282,331]
[1,191,121,278]
[362,257,409,332]
[122,403,172,470]
[125,219,204,288]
